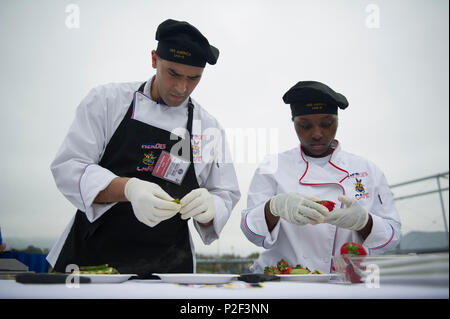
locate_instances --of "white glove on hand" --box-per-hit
[269,193,330,225]
[324,195,369,230]
[180,188,216,224]
[124,178,181,227]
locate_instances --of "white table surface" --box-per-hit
[0,276,448,299]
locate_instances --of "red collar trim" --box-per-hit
[299,140,350,185]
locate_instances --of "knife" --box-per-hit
[238,273,280,283]
[15,273,91,284]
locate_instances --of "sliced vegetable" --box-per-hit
[78,264,120,274]
[290,268,310,275]
[312,270,323,274]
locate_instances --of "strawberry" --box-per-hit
[321,200,336,212]
[270,259,298,274]
[276,259,290,273]
[314,200,336,212]
[284,266,293,274]
[340,242,367,256]
[340,242,367,283]
[345,264,363,283]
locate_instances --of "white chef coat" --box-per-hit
[241,141,401,273]
[47,77,241,267]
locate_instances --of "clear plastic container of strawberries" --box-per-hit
[332,242,368,283]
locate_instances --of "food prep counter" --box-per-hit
[0,274,448,299]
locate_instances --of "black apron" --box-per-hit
[54,82,198,278]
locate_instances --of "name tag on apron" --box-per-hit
[152,151,191,185]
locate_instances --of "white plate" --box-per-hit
[78,274,136,284]
[275,274,336,282]
[153,273,239,284]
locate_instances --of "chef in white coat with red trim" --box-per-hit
[241,81,401,273]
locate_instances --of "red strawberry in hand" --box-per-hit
[314,200,336,212]
[321,200,336,212]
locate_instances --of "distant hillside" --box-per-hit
[2,237,57,252]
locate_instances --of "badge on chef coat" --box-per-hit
[152,151,190,185]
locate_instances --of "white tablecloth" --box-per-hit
[0,277,448,299]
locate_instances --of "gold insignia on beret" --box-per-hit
[169,48,192,59]
[305,102,327,110]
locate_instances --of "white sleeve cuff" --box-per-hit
[79,164,118,222]
[364,214,401,254]
[241,202,281,249]
[193,220,217,245]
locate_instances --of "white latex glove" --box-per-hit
[124,178,181,227]
[324,195,369,230]
[269,193,330,225]
[180,188,216,224]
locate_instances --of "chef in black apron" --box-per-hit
[53,19,221,278]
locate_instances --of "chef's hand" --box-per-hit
[180,188,216,225]
[324,195,369,230]
[269,193,330,225]
[124,178,181,227]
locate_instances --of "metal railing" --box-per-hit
[390,172,449,246]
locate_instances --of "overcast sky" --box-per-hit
[0,0,448,256]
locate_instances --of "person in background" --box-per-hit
[241,81,401,273]
[48,19,240,278]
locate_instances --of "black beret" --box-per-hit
[155,19,219,67]
[283,81,349,117]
